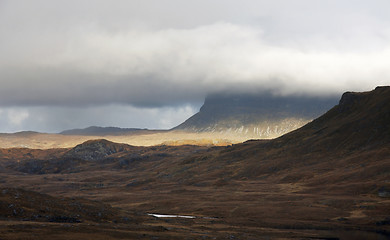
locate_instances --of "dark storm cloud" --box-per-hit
[0,67,204,107]
[0,104,199,133]
[0,0,390,131]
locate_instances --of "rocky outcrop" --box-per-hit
[64,139,133,160]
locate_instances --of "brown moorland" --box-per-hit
[0,87,389,239]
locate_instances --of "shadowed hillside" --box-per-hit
[0,188,129,223]
[279,86,390,151]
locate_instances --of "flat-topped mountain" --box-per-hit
[174,93,337,138]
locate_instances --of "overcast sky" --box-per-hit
[1,0,390,132]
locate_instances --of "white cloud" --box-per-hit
[153,105,197,129]
[7,109,29,126]
[0,108,30,132]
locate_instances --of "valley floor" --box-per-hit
[1,168,389,239]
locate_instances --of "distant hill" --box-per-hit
[59,126,149,136]
[173,93,337,138]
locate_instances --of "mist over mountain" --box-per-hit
[174,93,338,138]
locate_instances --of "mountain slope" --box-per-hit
[275,86,390,152]
[174,93,337,138]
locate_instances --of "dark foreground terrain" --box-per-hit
[0,87,389,239]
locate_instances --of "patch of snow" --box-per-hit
[147,213,218,220]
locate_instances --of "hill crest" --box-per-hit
[59,126,148,136]
[64,139,135,160]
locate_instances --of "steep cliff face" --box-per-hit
[174,93,337,138]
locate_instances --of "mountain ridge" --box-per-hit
[59,126,150,136]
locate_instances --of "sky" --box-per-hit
[1,0,390,132]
